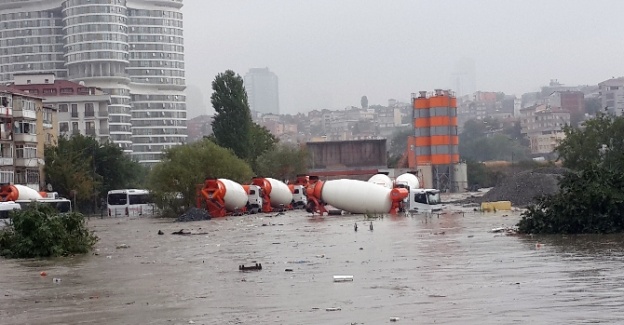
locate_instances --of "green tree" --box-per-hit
[387,127,412,167]
[555,113,624,172]
[584,97,602,116]
[255,144,308,181]
[249,123,278,172]
[361,96,369,109]
[210,70,253,161]
[44,135,145,212]
[147,139,253,217]
[459,118,529,162]
[518,114,624,234]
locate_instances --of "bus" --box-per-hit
[107,189,156,217]
[16,198,72,214]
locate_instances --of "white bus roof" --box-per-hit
[107,189,150,195]
[0,201,21,210]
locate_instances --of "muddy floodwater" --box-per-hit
[3,205,624,324]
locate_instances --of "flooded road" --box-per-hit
[2,206,624,324]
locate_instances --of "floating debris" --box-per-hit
[177,208,211,222]
[239,263,262,271]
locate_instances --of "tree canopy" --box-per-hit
[210,70,254,161]
[147,139,253,217]
[459,118,530,162]
[249,123,278,172]
[518,114,624,234]
[44,135,145,212]
[209,70,277,169]
[255,144,308,181]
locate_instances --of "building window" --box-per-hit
[15,144,36,158]
[0,171,14,184]
[85,103,94,117]
[27,169,39,185]
[59,122,69,133]
[0,96,10,107]
[14,121,36,134]
[72,122,79,135]
[0,143,12,158]
[44,79,49,84]
[85,121,95,136]
[71,104,78,118]
[43,109,53,125]
[58,103,68,112]
[21,99,35,111]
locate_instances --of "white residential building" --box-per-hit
[12,73,111,143]
[0,0,187,166]
[598,77,624,117]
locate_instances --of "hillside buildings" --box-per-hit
[0,0,187,166]
[244,68,279,115]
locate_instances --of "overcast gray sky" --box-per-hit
[182,0,624,116]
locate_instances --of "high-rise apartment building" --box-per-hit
[0,0,187,166]
[244,68,279,115]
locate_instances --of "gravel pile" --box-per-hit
[477,167,569,207]
[177,207,211,222]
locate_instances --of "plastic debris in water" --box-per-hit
[333,275,354,282]
[326,307,341,311]
[390,317,400,322]
[53,278,61,284]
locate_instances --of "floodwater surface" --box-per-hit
[2,206,624,324]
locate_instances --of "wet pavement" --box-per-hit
[2,204,624,324]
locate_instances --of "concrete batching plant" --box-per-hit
[407,89,468,192]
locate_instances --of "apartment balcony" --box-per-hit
[13,110,36,119]
[84,112,96,119]
[0,157,13,166]
[15,158,38,168]
[71,112,79,119]
[43,120,53,129]
[0,107,12,116]
[13,133,37,143]
[86,129,96,137]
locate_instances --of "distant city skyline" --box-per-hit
[182,1,624,114]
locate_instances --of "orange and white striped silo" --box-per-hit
[407,89,459,190]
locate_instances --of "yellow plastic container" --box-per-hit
[481,201,512,212]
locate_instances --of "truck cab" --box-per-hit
[395,182,442,213]
[290,184,307,209]
[246,185,263,214]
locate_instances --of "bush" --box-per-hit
[0,204,98,258]
[517,165,624,234]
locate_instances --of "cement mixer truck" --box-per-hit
[288,174,310,209]
[305,177,408,216]
[196,178,249,217]
[0,184,72,213]
[251,177,293,213]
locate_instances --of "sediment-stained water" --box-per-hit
[2,206,624,325]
